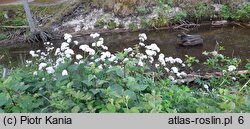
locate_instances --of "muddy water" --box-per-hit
[102,26,250,67]
[0,26,250,69]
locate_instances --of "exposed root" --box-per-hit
[26,29,53,43]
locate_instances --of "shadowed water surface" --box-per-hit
[0,26,250,69]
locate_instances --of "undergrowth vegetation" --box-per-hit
[0,33,249,113]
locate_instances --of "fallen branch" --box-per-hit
[231,22,246,28]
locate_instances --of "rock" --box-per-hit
[177,32,203,46]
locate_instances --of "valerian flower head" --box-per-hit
[108,55,116,62]
[145,43,160,53]
[100,51,111,61]
[155,63,160,68]
[164,68,170,72]
[139,33,147,42]
[92,38,104,47]
[90,33,100,39]
[38,63,47,70]
[158,53,166,66]
[62,69,68,76]
[175,58,183,64]
[171,67,179,73]
[46,66,55,74]
[79,45,90,51]
[54,48,61,56]
[168,76,175,81]
[64,33,72,43]
[64,49,75,57]
[87,48,96,55]
[73,41,79,45]
[228,65,236,72]
[139,42,145,46]
[145,49,157,57]
[165,57,175,64]
[61,42,70,51]
[124,47,133,52]
[211,51,218,56]
[101,45,108,50]
[29,50,39,57]
[138,60,144,66]
[76,54,83,60]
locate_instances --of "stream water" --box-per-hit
[0,26,250,69]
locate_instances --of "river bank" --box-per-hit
[1,0,250,42]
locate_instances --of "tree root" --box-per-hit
[26,29,53,43]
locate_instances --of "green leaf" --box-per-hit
[124,90,137,100]
[107,66,124,78]
[244,96,250,108]
[71,106,80,113]
[0,93,8,106]
[219,101,236,110]
[110,84,123,95]
[88,75,97,82]
[106,104,116,112]
[68,64,79,72]
[126,77,148,91]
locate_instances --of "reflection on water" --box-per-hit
[103,26,250,67]
[0,26,250,69]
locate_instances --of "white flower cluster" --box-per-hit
[90,33,100,39]
[228,65,237,72]
[139,33,147,42]
[91,37,108,50]
[64,33,73,43]
[29,50,39,57]
[136,33,187,83]
[79,44,96,55]
[124,47,133,53]
[30,32,188,84]
[100,51,111,61]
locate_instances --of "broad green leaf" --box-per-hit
[68,64,79,72]
[0,93,8,106]
[107,66,124,78]
[88,75,97,82]
[71,106,80,113]
[106,104,116,113]
[219,101,236,110]
[110,84,123,95]
[126,77,148,91]
[124,90,137,100]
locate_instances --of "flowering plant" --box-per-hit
[0,33,249,113]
